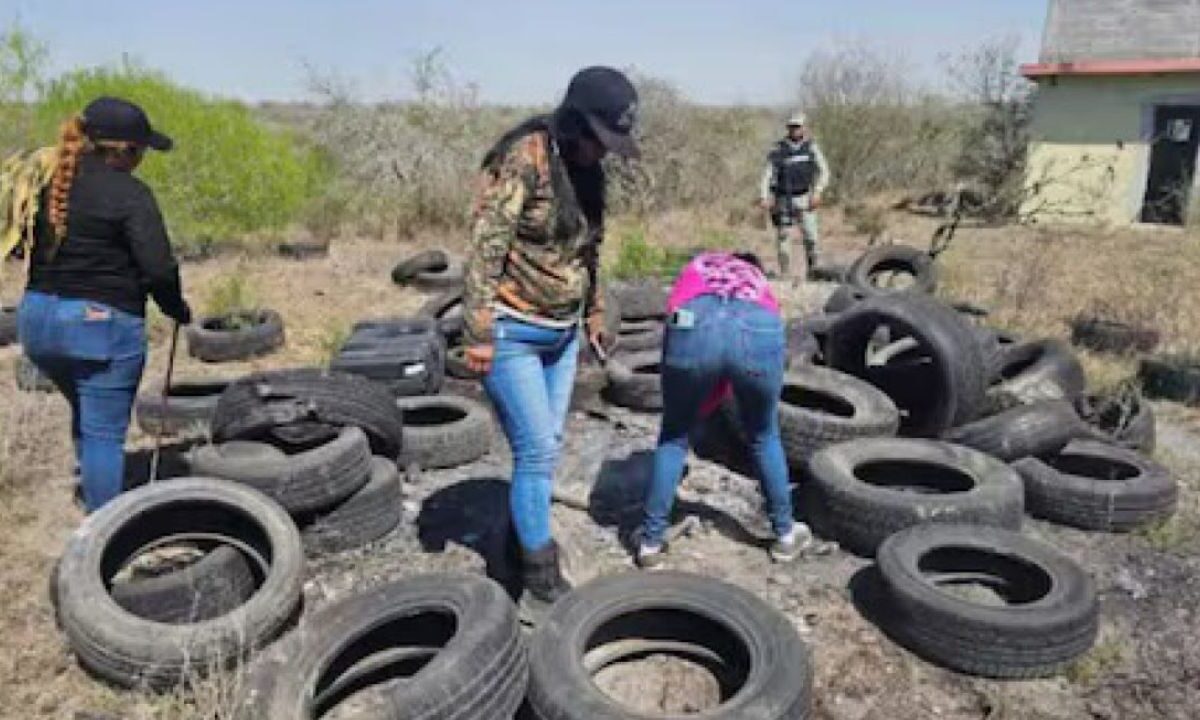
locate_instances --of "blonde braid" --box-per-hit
[49,114,86,242]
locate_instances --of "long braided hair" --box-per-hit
[48,115,86,242]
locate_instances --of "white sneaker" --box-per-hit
[769,523,814,563]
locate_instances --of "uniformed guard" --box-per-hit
[758,112,831,279]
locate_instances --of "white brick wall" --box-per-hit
[1042,0,1200,62]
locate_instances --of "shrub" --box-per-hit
[36,62,327,253]
[608,223,692,280]
[202,269,260,320]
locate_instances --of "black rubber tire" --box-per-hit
[826,292,987,437]
[188,426,372,514]
[15,354,55,393]
[212,368,405,460]
[991,339,1087,405]
[186,310,286,363]
[445,343,481,380]
[824,284,869,314]
[296,457,403,556]
[613,318,664,353]
[944,400,1084,462]
[976,327,1021,382]
[612,280,669,321]
[235,573,525,720]
[1074,389,1156,453]
[331,331,446,397]
[276,239,329,260]
[1012,440,1178,531]
[55,478,304,689]
[135,378,234,436]
[1139,354,1200,406]
[528,571,813,720]
[409,258,466,292]
[723,366,899,468]
[391,249,449,283]
[875,523,1098,679]
[847,245,938,295]
[604,351,662,412]
[0,305,16,347]
[346,316,440,345]
[110,545,256,625]
[807,438,1024,556]
[1069,315,1160,355]
[396,395,492,469]
[418,288,466,339]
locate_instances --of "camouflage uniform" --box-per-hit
[463,130,606,347]
[759,138,831,277]
[1,147,58,265]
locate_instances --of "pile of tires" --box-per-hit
[330,317,446,396]
[611,279,669,355]
[187,309,285,363]
[134,377,234,436]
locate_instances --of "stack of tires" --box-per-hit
[330,317,446,396]
[603,280,669,412]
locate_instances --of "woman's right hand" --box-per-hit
[466,344,495,375]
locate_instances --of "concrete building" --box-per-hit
[1021,0,1200,225]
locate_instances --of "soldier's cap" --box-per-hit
[562,67,640,160]
[82,96,173,151]
[786,112,808,127]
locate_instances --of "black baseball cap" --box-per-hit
[561,67,640,159]
[81,97,173,151]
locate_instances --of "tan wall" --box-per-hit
[1023,73,1200,224]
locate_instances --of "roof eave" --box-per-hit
[1021,57,1200,80]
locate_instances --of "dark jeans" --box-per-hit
[483,317,579,552]
[18,291,146,512]
[642,295,793,545]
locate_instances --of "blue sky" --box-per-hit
[5,0,1048,104]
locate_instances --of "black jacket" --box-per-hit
[26,155,188,321]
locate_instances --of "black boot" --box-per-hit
[519,541,571,623]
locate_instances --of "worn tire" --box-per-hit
[0,306,16,347]
[976,327,1021,382]
[212,368,405,460]
[186,310,285,363]
[614,318,664,353]
[15,354,55,393]
[396,395,492,469]
[1074,389,1156,453]
[992,339,1087,405]
[1139,354,1200,406]
[392,250,449,283]
[418,288,467,339]
[135,378,234,436]
[826,292,987,437]
[848,245,938,295]
[612,280,669,321]
[875,523,1098,679]
[1012,440,1177,531]
[55,478,303,689]
[236,573,525,720]
[824,284,869,314]
[944,400,1084,462]
[445,343,481,380]
[110,545,257,625]
[604,351,662,412]
[410,258,466,292]
[276,239,329,260]
[529,571,812,720]
[807,438,1024,556]
[188,426,372,514]
[296,457,403,556]
[1070,315,1160,355]
[332,330,446,397]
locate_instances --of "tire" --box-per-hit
[604,351,662,412]
[614,319,664,353]
[0,305,16,347]
[528,571,813,720]
[331,331,446,397]
[396,395,492,469]
[235,573,525,720]
[992,339,1087,404]
[392,250,449,283]
[612,280,669,321]
[445,343,481,380]
[410,259,465,292]
[1074,389,1156,453]
[55,478,304,689]
[418,289,466,340]
[847,245,938,295]
[1012,440,1178,531]
[826,292,987,437]
[723,366,900,467]
[976,327,1020,382]
[1070,315,1160,355]
[276,240,329,260]
[212,368,405,460]
[875,523,1098,679]
[1139,354,1200,406]
[824,284,869,314]
[110,545,257,625]
[943,400,1084,462]
[188,427,372,514]
[809,263,849,282]
[186,310,286,363]
[807,438,1024,556]
[786,318,822,366]
[15,354,55,393]
[296,457,403,556]
[135,378,234,436]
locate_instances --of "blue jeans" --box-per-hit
[483,317,579,553]
[18,291,147,512]
[642,295,793,546]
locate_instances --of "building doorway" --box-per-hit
[1142,105,1200,225]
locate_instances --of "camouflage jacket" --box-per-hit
[463,130,606,346]
[1,147,58,271]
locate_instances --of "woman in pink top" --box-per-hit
[636,251,811,566]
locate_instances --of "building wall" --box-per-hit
[1024,73,1200,224]
[1042,0,1200,62]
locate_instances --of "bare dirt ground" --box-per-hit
[1,210,1198,719]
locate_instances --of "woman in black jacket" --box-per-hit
[17,97,191,511]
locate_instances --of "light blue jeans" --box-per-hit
[642,295,793,546]
[18,291,147,512]
[483,317,579,552]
